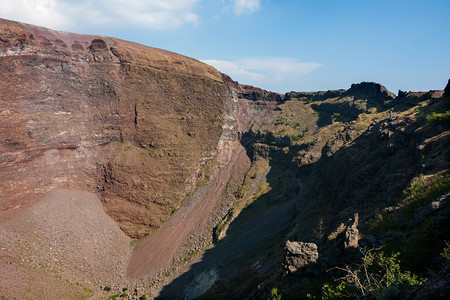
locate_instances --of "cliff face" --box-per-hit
[0,18,231,237]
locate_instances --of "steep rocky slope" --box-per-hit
[1,18,449,299]
[191,82,449,299]
[0,18,232,238]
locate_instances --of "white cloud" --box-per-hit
[238,57,322,76]
[0,0,263,31]
[0,0,201,31]
[0,0,71,29]
[202,57,322,92]
[232,0,261,15]
[106,0,201,29]
[202,59,266,81]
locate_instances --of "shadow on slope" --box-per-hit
[159,93,449,299]
[157,140,299,299]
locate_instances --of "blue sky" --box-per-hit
[1,0,449,93]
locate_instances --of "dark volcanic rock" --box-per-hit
[284,89,347,102]
[443,79,450,97]
[221,73,283,102]
[298,82,397,124]
[405,267,450,299]
[345,81,396,106]
[395,90,442,106]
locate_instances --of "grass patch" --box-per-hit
[183,250,200,263]
[368,174,450,235]
[367,210,407,235]
[382,219,439,273]
[402,174,450,219]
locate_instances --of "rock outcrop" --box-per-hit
[405,267,450,299]
[444,79,450,97]
[222,73,283,102]
[408,193,450,236]
[345,81,396,104]
[284,89,347,102]
[344,213,359,249]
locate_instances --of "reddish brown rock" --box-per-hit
[0,18,232,238]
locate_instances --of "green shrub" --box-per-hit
[332,112,341,121]
[325,250,426,299]
[270,287,282,300]
[289,134,303,141]
[321,282,347,299]
[426,110,450,125]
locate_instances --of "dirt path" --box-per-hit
[126,139,247,278]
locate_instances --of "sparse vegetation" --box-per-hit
[332,112,341,121]
[319,282,347,299]
[368,174,450,235]
[402,174,450,219]
[322,249,425,299]
[183,249,199,263]
[441,241,450,265]
[270,287,282,300]
[367,210,407,235]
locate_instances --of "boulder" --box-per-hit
[284,241,319,274]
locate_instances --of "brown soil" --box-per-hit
[0,189,131,298]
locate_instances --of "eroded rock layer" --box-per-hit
[0,18,231,237]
